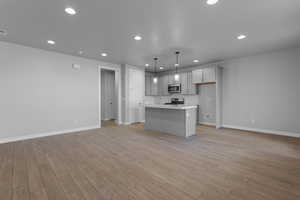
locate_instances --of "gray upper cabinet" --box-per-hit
[168,74,180,84]
[157,76,163,95]
[158,75,169,96]
[187,72,196,95]
[180,72,188,95]
[145,74,158,96]
[163,75,169,95]
[146,67,215,96]
[168,74,174,84]
[179,72,196,95]
[203,67,216,83]
[151,79,158,95]
[145,75,151,96]
[192,67,216,84]
[192,69,203,84]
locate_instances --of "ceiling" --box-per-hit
[1,0,300,71]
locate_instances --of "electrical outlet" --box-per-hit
[206,114,210,119]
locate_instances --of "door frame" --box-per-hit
[98,65,122,128]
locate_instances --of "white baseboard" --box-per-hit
[198,122,216,126]
[0,125,100,144]
[222,125,300,138]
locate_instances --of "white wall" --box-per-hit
[0,41,119,142]
[222,47,300,135]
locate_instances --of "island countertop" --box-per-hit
[145,104,197,110]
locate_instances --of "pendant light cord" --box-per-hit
[154,57,158,75]
[175,51,180,74]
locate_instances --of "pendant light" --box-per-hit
[153,58,158,84]
[174,51,180,81]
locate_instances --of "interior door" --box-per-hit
[101,70,115,120]
[129,68,144,123]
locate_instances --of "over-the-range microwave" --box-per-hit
[168,84,181,93]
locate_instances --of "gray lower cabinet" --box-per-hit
[145,106,197,138]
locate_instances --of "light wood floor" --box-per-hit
[0,125,299,200]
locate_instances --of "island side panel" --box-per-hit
[185,108,197,137]
[145,107,186,137]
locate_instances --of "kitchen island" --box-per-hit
[144,104,197,138]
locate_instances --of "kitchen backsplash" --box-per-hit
[154,94,199,105]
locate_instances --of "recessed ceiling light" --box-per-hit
[101,53,108,57]
[134,35,142,41]
[237,34,247,40]
[193,59,199,63]
[145,64,149,67]
[0,29,8,36]
[174,63,179,67]
[65,7,77,15]
[159,66,164,70]
[47,40,55,45]
[206,0,219,5]
[78,50,83,55]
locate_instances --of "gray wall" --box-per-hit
[198,84,216,125]
[222,47,300,134]
[0,41,119,141]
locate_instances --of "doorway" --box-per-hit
[99,66,121,128]
[101,69,116,126]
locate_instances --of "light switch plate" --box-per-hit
[72,64,81,70]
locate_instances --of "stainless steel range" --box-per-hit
[164,98,185,105]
